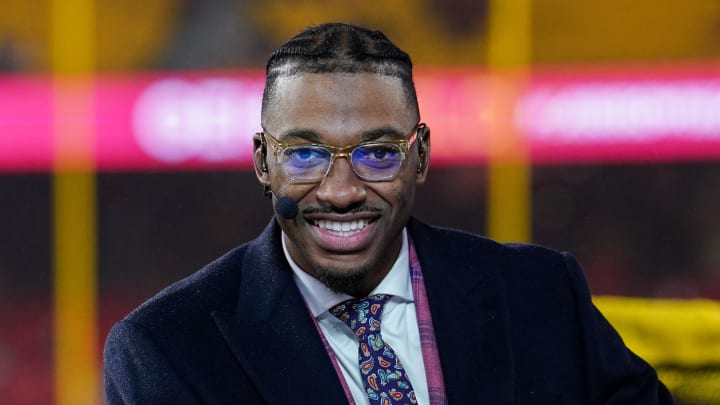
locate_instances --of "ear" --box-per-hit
[253,132,271,187]
[415,124,430,184]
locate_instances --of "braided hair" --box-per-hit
[261,23,419,121]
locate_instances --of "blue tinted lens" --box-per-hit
[352,144,403,179]
[281,146,331,179]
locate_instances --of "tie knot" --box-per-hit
[330,294,391,336]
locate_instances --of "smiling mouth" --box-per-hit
[311,219,370,237]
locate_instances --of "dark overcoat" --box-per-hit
[104,218,673,404]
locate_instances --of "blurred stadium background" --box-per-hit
[1,0,720,403]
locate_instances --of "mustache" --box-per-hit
[301,203,383,215]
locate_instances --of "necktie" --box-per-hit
[330,294,417,405]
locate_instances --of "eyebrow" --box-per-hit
[277,129,322,143]
[277,126,408,144]
[360,126,407,142]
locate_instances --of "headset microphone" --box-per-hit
[264,185,299,220]
[275,195,299,220]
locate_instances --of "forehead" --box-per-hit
[263,73,416,141]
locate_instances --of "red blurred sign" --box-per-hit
[95,72,265,171]
[520,64,720,163]
[1,64,719,172]
[0,76,53,171]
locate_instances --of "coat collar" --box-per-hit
[212,220,347,404]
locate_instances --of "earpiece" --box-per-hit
[416,123,429,173]
[259,132,269,173]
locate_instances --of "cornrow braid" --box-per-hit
[261,23,419,122]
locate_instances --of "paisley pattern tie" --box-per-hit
[330,294,417,405]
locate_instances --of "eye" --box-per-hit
[371,148,391,160]
[353,144,401,169]
[285,146,330,168]
[363,145,399,160]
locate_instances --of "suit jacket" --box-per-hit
[104,218,673,404]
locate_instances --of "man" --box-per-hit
[104,23,673,404]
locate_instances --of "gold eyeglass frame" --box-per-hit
[259,123,426,183]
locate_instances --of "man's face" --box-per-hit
[256,72,428,296]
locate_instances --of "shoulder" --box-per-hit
[408,218,583,304]
[122,243,250,332]
[103,239,272,404]
[120,220,279,330]
[409,218,572,275]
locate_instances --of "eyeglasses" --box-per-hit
[261,123,425,183]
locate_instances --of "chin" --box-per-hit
[314,263,372,295]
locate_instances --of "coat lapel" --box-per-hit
[212,221,347,404]
[409,219,516,404]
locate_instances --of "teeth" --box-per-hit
[314,219,369,235]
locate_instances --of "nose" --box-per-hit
[315,156,367,210]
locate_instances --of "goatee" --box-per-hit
[315,264,371,296]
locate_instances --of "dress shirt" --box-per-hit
[282,229,429,405]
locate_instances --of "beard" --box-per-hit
[314,263,372,295]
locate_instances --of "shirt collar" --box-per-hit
[282,228,413,318]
